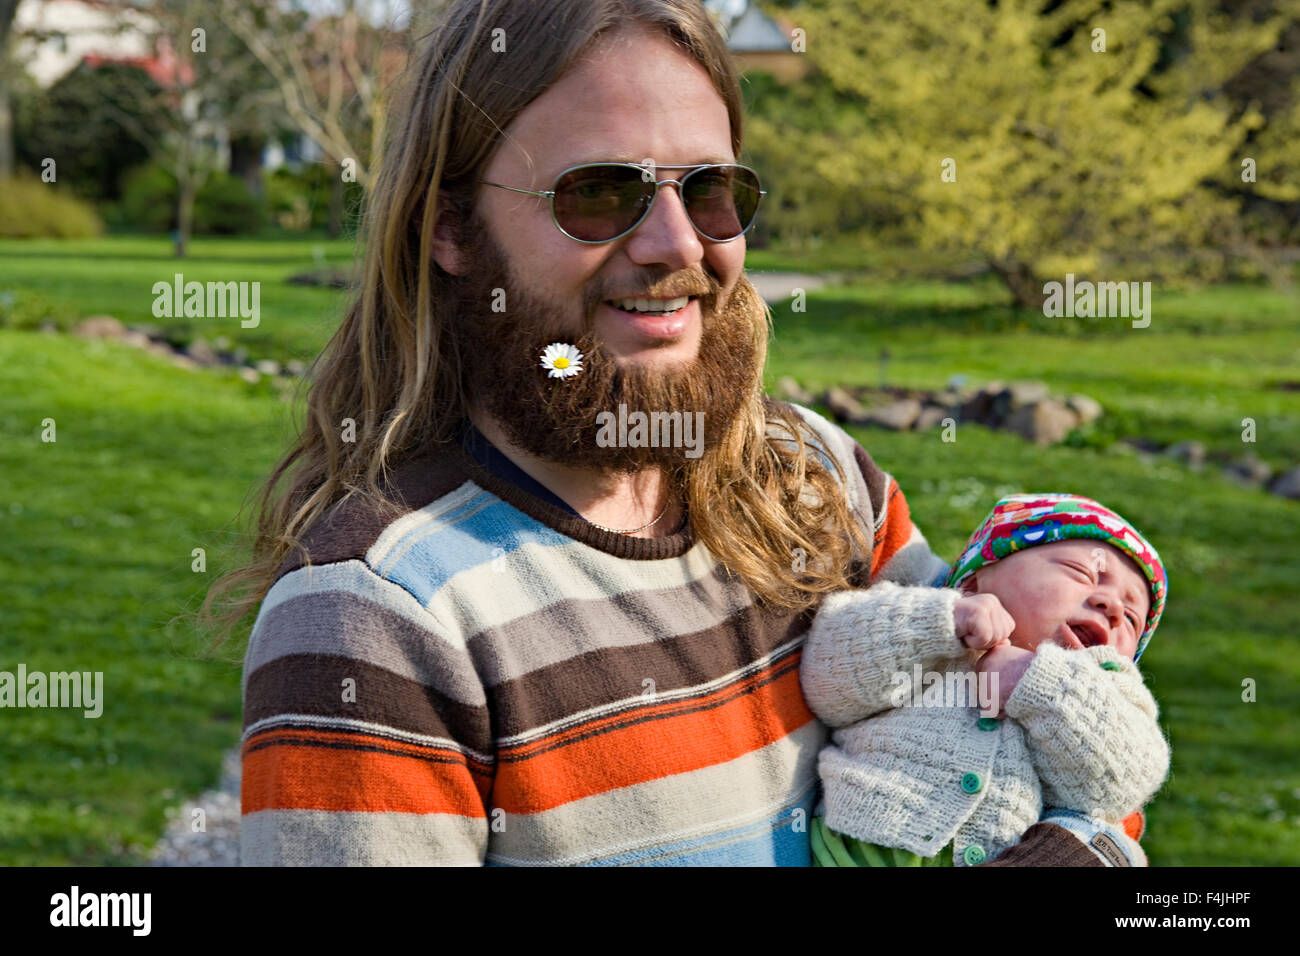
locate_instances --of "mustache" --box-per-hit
[587,271,720,313]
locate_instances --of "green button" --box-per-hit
[1101,661,1121,672]
[977,716,1000,731]
[960,772,983,794]
[962,844,986,865]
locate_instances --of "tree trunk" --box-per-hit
[327,158,343,237]
[989,258,1047,309]
[176,178,196,258]
[0,72,13,179]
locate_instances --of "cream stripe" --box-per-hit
[243,712,494,766]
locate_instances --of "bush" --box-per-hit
[117,165,265,235]
[193,173,264,234]
[0,177,104,238]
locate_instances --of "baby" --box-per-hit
[800,493,1170,867]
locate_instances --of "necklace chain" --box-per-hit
[585,501,671,535]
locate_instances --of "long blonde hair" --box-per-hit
[200,0,868,653]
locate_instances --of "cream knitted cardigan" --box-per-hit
[800,581,1170,866]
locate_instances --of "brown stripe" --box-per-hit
[243,653,492,754]
[485,599,815,738]
[274,441,472,578]
[853,443,890,527]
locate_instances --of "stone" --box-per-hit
[913,405,950,432]
[1268,466,1300,499]
[991,381,1051,422]
[1223,455,1273,487]
[1065,393,1103,425]
[185,338,221,366]
[170,354,198,371]
[865,398,923,431]
[775,375,814,406]
[146,341,176,359]
[960,381,1004,425]
[121,330,152,349]
[238,367,261,385]
[285,359,308,377]
[1164,440,1206,468]
[255,359,282,377]
[1002,400,1079,445]
[73,316,125,339]
[825,386,869,424]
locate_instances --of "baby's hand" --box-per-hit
[974,643,1037,717]
[953,593,1016,650]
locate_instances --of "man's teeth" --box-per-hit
[610,296,691,314]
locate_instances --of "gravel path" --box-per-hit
[745,270,836,303]
[147,747,241,866]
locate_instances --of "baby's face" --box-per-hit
[964,540,1150,658]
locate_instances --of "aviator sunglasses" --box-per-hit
[477,162,766,244]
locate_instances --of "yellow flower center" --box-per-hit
[553,357,570,369]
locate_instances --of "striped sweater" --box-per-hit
[239,402,949,865]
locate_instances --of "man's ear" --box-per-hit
[431,193,465,277]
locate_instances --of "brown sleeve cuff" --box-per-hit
[977,822,1106,867]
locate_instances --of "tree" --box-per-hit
[0,0,21,177]
[777,0,1297,304]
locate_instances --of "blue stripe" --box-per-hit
[378,491,574,605]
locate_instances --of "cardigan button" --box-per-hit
[962,844,987,865]
[1101,661,1122,671]
[977,716,1000,731]
[961,772,983,794]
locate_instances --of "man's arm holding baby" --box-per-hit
[978,641,1171,817]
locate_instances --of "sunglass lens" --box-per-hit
[553,166,651,241]
[683,166,761,241]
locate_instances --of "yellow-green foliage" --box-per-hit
[0,176,105,239]
[777,0,1296,294]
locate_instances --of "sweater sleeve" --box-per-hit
[239,559,494,865]
[1005,643,1170,820]
[778,402,961,727]
[800,581,969,727]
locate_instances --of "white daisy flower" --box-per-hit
[540,342,584,379]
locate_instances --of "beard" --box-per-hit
[444,209,767,475]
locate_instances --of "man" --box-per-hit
[226,0,1129,866]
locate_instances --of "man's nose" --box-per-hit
[623,180,705,271]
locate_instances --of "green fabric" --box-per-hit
[810,815,953,867]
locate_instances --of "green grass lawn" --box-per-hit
[1,234,1297,865]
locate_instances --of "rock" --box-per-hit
[932,390,964,410]
[212,336,233,351]
[238,367,261,385]
[285,359,308,377]
[1224,455,1273,487]
[1268,466,1300,499]
[825,386,869,424]
[1065,393,1103,425]
[185,338,221,366]
[775,375,814,406]
[991,381,1051,422]
[171,354,198,371]
[914,405,950,432]
[146,341,176,359]
[255,359,282,377]
[73,315,125,339]
[121,330,152,349]
[1002,399,1079,446]
[960,381,1004,425]
[865,398,923,431]
[1164,440,1206,468]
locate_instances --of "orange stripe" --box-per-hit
[492,658,816,814]
[869,480,913,579]
[242,729,491,815]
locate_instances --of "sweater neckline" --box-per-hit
[442,438,697,561]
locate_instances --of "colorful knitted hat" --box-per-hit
[945,494,1167,661]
